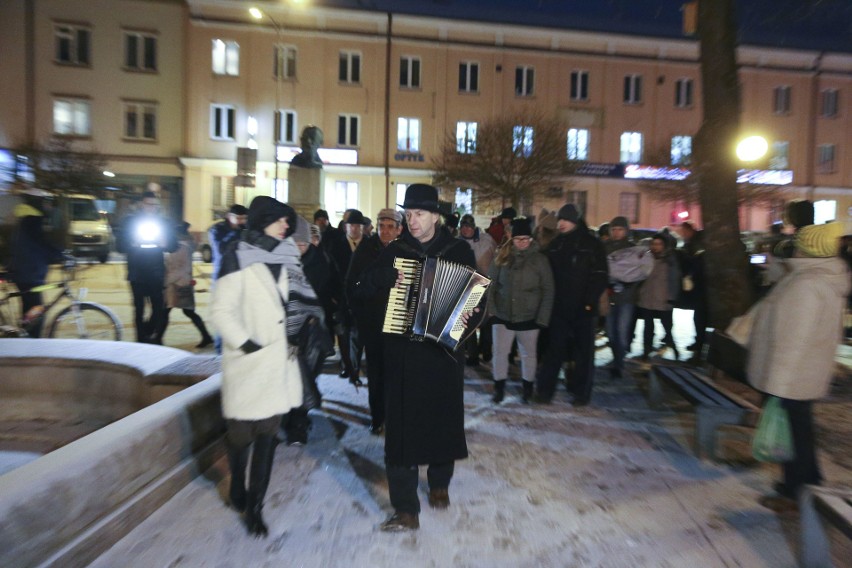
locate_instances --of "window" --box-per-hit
[623,74,643,104]
[566,128,590,160]
[515,66,534,97]
[619,192,640,224]
[395,183,408,210]
[53,97,91,136]
[675,78,693,108]
[773,86,791,114]
[570,70,589,101]
[339,51,361,84]
[273,179,288,203]
[619,131,643,163]
[513,125,534,157]
[211,175,235,210]
[397,117,420,152]
[671,135,692,165]
[817,144,836,174]
[769,141,789,169]
[333,181,359,216]
[275,109,297,144]
[456,121,477,154]
[54,24,90,65]
[124,31,157,71]
[210,104,236,140]
[566,191,587,215]
[338,114,359,146]
[459,62,479,93]
[400,56,421,89]
[821,89,838,118]
[274,45,297,80]
[455,188,473,215]
[212,39,239,76]
[123,101,157,140]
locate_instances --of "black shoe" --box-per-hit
[609,367,622,378]
[245,499,269,537]
[571,397,590,407]
[226,445,250,513]
[521,381,534,404]
[532,393,553,405]
[286,431,308,446]
[339,369,349,378]
[686,342,697,352]
[773,481,798,500]
[428,487,450,509]
[481,351,492,363]
[196,336,214,349]
[380,511,420,532]
[369,424,384,436]
[492,380,506,404]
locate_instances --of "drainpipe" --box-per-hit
[384,12,392,207]
[805,52,823,201]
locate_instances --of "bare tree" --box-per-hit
[431,110,574,213]
[3,137,108,194]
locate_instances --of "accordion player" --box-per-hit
[382,256,491,351]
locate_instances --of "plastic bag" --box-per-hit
[751,396,795,463]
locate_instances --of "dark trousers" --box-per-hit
[386,461,454,515]
[639,308,674,355]
[130,279,165,343]
[16,283,44,338]
[692,302,708,354]
[361,330,385,428]
[158,307,212,343]
[537,312,596,402]
[337,326,361,378]
[464,322,492,362]
[781,398,822,494]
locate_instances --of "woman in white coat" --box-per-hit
[747,221,850,509]
[211,196,302,537]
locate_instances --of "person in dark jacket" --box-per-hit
[637,233,682,360]
[676,221,706,363]
[116,191,177,343]
[535,203,608,406]
[346,208,403,435]
[9,188,64,337]
[209,204,248,281]
[358,184,482,532]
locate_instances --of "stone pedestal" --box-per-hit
[287,166,324,219]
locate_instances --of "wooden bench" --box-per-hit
[648,331,759,460]
[799,485,852,567]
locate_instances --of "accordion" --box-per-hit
[382,256,491,351]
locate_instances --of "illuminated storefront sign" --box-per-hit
[622,164,792,185]
[277,146,359,166]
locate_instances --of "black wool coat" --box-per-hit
[363,227,477,466]
[346,234,387,338]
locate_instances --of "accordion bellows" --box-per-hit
[383,257,491,351]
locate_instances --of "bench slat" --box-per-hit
[654,366,740,409]
[813,491,852,541]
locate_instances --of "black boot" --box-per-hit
[245,434,278,537]
[521,380,534,404]
[226,443,250,512]
[492,380,506,404]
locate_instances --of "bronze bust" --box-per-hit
[290,125,324,169]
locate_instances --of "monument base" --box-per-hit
[287,166,324,219]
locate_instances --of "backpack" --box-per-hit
[608,245,654,283]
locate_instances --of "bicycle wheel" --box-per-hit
[48,302,123,341]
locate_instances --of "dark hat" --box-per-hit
[313,208,329,221]
[445,212,461,229]
[500,207,518,220]
[610,216,630,230]
[229,204,248,215]
[399,183,440,212]
[363,217,372,226]
[597,223,610,238]
[557,203,580,223]
[345,209,367,225]
[511,217,532,238]
[784,199,815,229]
[460,214,476,228]
[248,196,296,236]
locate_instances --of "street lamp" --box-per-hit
[250,7,283,195]
[736,135,768,162]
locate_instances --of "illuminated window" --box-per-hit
[620,131,643,163]
[670,135,692,165]
[397,117,421,152]
[513,125,534,157]
[212,39,239,76]
[567,128,589,160]
[456,121,477,154]
[53,97,91,136]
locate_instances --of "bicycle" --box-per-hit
[0,256,123,340]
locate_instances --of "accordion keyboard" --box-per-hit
[382,257,421,335]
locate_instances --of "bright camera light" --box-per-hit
[137,221,161,246]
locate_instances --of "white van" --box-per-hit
[65,194,112,263]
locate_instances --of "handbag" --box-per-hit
[751,396,795,463]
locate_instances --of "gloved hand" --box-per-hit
[240,339,262,354]
[371,266,401,289]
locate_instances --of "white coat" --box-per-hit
[747,256,850,400]
[211,261,302,420]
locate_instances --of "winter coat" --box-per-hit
[676,232,705,310]
[208,220,241,281]
[362,227,477,466]
[9,203,63,285]
[116,213,177,284]
[637,251,681,311]
[459,229,497,274]
[604,237,643,305]
[487,241,554,327]
[164,237,195,309]
[346,233,387,337]
[211,241,302,420]
[545,225,609,318]
[747,257,850,400]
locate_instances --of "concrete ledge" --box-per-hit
[0,375,225,568]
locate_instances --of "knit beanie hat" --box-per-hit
[511,217,532,237]
[501,207,518,220]
[796,222,843,258]
[460,214,476,228]
[291,215,312,244]
[557,203,580,223]
[248,196,296,237]
[610,216,630,230]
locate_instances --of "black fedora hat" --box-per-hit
[398,183,440,212]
